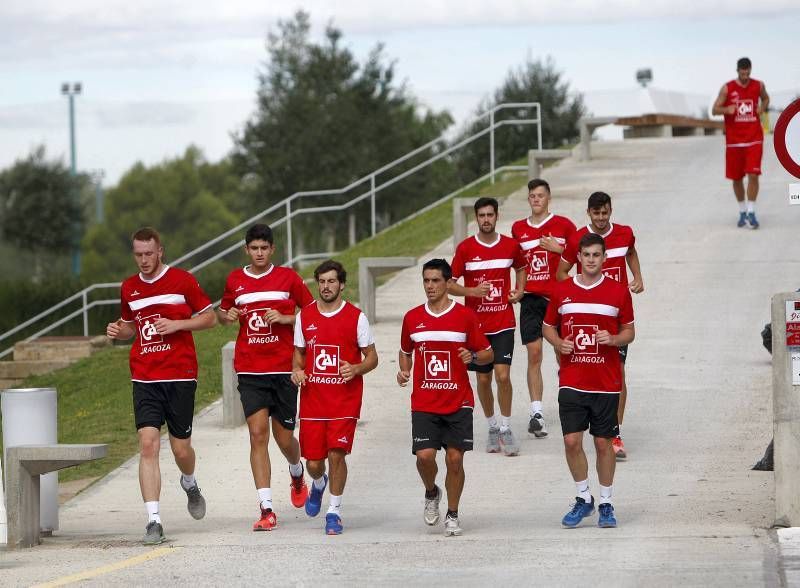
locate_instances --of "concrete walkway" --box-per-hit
[3,136,798,586]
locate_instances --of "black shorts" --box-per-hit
[411,407,474,454]
[468,329,514,373]
[238,374,298,430]
[558,387,619,438]
[133,381,196,439]
[520,294,549,344]
[618,344,629,364]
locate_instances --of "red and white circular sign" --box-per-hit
[774,98,800,179]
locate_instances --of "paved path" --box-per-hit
[3,136,798,586]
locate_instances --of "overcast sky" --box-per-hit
[3,1,800,183]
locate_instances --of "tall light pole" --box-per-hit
[61,82,82,275]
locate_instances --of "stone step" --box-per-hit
[0,378,25,391]
[0,360,73,380]
[13,336,110,361]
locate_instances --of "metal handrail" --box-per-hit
[0,102,541,355]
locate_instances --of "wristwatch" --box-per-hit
[470,351,478,363]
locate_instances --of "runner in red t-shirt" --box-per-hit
[449,197,526,456]
[712,57,770,228]
[557,191,644,459]
[398,259,492,537]
[543,233,635,529]
[291,260,377,535]
[511,178,576,439]
[106,227,216,545]
[217,223,314,531]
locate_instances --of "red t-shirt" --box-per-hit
[295,301,373,420]
[451,234,527,335]
[561,223,636,284]
[543,276,634,394]
[511,214,576,299]
[400,301,490,414]
[724,78,763,146]
[120,265,212,382]
[220,265,314,374]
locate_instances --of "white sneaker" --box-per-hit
[444,513,462,537]
[528,412,548,438]
[486,427,501,453]
[424,486,442,526]
[499,428,520,456]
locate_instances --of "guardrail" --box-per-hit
[0,102,541,358]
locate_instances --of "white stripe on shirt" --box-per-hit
[519,237,566,251]
[464,259,514,271]
[409,330,467,343]
[605,246,629,259]
[558,302,619,317]
[235,291,290,306]
[128,293,187,312]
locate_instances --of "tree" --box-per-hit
[231,10,454,258]
[0,146,87,274]
[455,57,586,181]
[81,147,239,284]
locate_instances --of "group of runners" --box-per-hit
[105,55,767,545]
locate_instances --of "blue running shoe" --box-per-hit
[737,212,747,227]
[561,496,595,528]
[747,212,759,229]
[325,512,343,535]
[305,474,328,517]
[598,503,617,528]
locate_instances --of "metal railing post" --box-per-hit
[490,110,496,184]
[285,200,293,266]
[537,104,543,151]
[370,174,377,237]
[81,291,88,336]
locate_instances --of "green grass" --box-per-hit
[0,169,528,484]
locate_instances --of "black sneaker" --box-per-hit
[143,521,165,545]
[181,477,206,520]
[528,413,547,437]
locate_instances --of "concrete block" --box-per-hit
[527,149,571,179]
[5,444,107,549]
[0,361,72,380]
[452,197,477,249]
[578,116,618,161]
[222,342,245,428]
[13,336,109,362]
[358,257,417,324]
[0,378,24,390]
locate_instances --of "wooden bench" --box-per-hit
[527,149,571,179]
[5,443,107,548]
[617,113,723,139]
[358,257,416,323]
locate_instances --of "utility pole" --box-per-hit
[61,82,82,275]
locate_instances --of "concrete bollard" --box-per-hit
[771,291,800,527]
[0,454,6,544]
[222,342,245,428]
[452,197,477,249]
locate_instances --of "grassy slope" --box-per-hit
[0,170,528,482]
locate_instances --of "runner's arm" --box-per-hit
[291,346,307,386]
[626,246,644,293]
[711,84,731,115]
[154,307,216,335]
[106,319,136,340]
[447,279,490,298]
[759,83,770,114]
[216,306,239,325]
[397,349,412,386]
[509,266,527,303]
[556,258,573,282]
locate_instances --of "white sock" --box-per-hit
[746,201,755,213]
[145,501,161,524]
[487,415,498,429]
[575,480,591,503]
[738,200,747,213]
[180,473,196,489]
[257,488,272,510]
[288,462,303,478]
[599,485,613,505]
[500,415,511,432]
[313,475,327,490]
[531,401,543,416]
[327,494,342,515]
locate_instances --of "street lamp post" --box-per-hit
[61,82,82,275]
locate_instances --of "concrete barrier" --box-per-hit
[578,116,619,161]
[5,444,107,549]
[222,341,246,428]
[527,149,571,179]
[358,257,416,323]
[772,292,800,528]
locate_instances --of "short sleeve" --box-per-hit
[120,292,134,323]
[219,272,236,312]
[512,241,527,270]
[450,243,465,281]
[466,310,491,351]
[294,312,306,347]
[543,293,561,327]
[357,313,374,348]
[400,313,412,355]
[291,273,315,309]
[185,274,212,313]
[561,233,578,266]
[619,287,634,325]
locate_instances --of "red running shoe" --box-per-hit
[290,474,309,508]
[613,436,627,460]
[253,507,277,531]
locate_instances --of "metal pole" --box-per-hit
[285,201,293,266]
[490,110,495,184]
[537,104,543,151]
[66,90,80,276]
[69,94,76,175]
[82,291,88,336]
[370,174,376,237]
